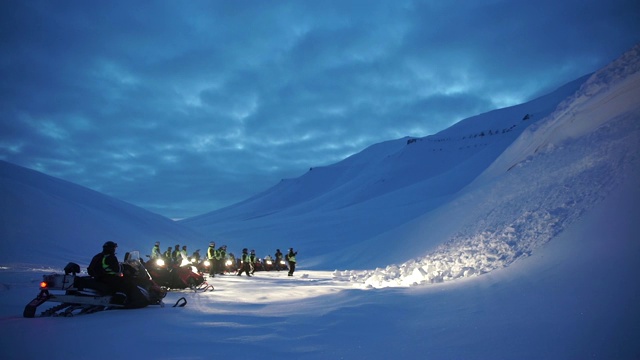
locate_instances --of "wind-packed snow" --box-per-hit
[0,45,639,359]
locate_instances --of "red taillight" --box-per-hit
[40,281,47,289]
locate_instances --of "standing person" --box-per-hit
[151,242,161,259]
[274,249,283,271]
[216,245,227,275]
[207,242,216,277]
[249,249,257,274]
[237,248,252,277]
[285,248,298,276]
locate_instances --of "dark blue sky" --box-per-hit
[1,0,639,219]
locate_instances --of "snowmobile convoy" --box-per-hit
[24,251,167,318]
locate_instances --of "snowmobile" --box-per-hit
[23,251,166,318]
[197,258,212,274]
[224,255,238,273]
[273,258,288,272]
[252,258,265,272]
[143,256,207,290]
[263,256,275,271]
[261,256,288,271]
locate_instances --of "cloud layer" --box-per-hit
[1,0,639,218]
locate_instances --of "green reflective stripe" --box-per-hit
[288,255,296,262]
[102,255,118,275]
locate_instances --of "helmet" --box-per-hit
[250,249,255,253]
[154,242,160,246]
[242,248,248,253]
[209,242,215,247]
[103,241,117,251]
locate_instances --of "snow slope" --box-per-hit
[180,75,592,269]
[349,44,640,287]
[0,160,207,265]
[0,45,638,359]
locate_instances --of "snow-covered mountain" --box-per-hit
[351,44,640,286]
[1,45,638,279]
[179,48,639,271]
[0,160,206,265]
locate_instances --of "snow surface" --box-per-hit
[1,45,639,359]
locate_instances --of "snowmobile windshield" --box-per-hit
[125,251,141,264]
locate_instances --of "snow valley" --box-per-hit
[1,45,639,359]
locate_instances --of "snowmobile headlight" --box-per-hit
[225,260,232,266]
[203,260,211,267]
[39,281,48,289]
[266,260,273,265]
[155,259,165,267]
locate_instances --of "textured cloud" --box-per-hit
[1,0,638,218]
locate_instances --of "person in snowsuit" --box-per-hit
[216,245,227,275]
[285,248,297,276]
[274,249,283,271]
[191,249,201,264]
[250,249,257,274]
[163,247,173,261]
[237,248,252,277]
[180,245,189,266]
[151,242,161,259]
[88,241,144,306]
[88,241,122,283]
[171,245,181,265]
[207,242,217,277]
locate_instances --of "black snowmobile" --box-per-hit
[24,251,166,318]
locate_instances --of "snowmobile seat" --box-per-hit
[73,276,111,294]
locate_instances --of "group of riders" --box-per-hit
[81,240,297,310]
[150,241,298,277]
